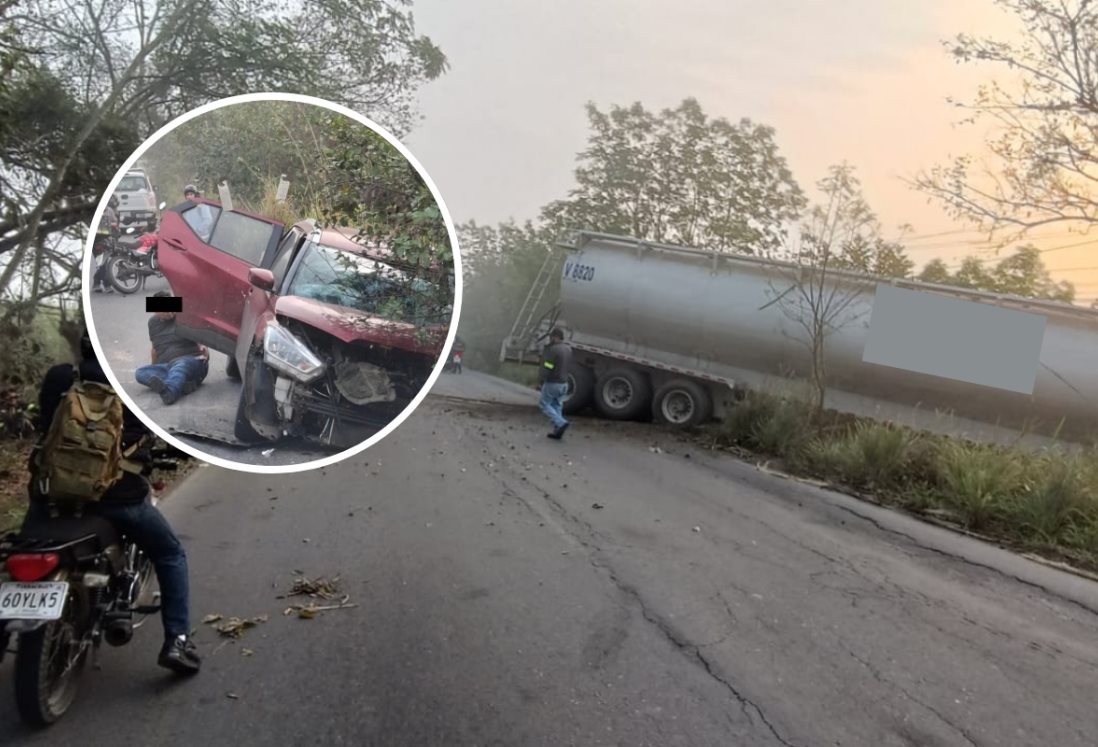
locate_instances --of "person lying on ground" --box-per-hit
[135,291,209,405]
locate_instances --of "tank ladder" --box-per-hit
[500,249,562,363]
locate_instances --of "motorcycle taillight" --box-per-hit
[6,553,60,582]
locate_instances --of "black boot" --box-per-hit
[158,635,201,674]
[548,422,570,440]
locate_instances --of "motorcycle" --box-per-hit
[106,224,163,294]
[0,448,179,727]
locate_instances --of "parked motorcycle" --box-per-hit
[106,223,163,294]
[0,447,179,726]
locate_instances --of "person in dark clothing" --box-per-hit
[537,328,572,440]
[135,290,209,405]
[92,195,120,293]
[24,327,200,674]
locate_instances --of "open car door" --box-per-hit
[157,200,283,355]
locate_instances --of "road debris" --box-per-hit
[275,573,357,618]
[226,692,240,700]
[592,502,605,510]
[283,600,358,619]
[692,526,701,533]
[281,574,343,600]
[262,448,275,456]
[206,614,269,638]
[649,445,663,454]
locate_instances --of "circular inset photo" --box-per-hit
[84,93,460,472]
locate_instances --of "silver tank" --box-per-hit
[558,233,1098,437]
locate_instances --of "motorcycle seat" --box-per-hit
[16,514,120,553]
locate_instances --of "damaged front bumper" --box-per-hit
[247,321,431,449]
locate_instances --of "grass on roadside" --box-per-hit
[704,390,1098,573]
[496,362,540,389]
[0,439,32,533]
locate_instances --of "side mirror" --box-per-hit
[248,267,275,292]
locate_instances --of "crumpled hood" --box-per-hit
[274,295,446,356]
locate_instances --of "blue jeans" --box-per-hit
[539,381,569,429]
[136,356,208,400]
[24,498,190,639]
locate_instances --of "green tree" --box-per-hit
[915,0,1098,238]
[952,257,995,290]
[147,101,337,207]
[458,220,556,370]
[918,258,953,284]
[541,98,805,254]
[0,0,446,303]
[316,113,454,324]
[918,247,1075,301]
[991,246,1075,301]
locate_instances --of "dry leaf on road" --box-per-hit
[210,615,267,638]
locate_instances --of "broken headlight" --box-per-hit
[263,323,326,383]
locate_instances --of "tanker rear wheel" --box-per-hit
[652,379,712,427]
[594,367,651,421]
[563,365,595,414]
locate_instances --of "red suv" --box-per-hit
[156,198,451,448]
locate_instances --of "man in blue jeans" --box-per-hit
[537,327,572,440]
[136,290,209,405]
[24,327,200,673]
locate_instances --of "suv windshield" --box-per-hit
[286,242,447,325]
[118,175,148,191]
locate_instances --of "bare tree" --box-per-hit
[913,0,1098,243]
[767,164,882,415]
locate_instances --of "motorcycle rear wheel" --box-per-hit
[106,256,142,294]
[14,593,89,727]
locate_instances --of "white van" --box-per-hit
[115,169,158,229]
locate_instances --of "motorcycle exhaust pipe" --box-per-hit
[104,618,134,647]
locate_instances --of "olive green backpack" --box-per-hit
[34,374,141,501]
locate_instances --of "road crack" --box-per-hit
[844,647,981,747]
[473,433,800,746]
[828,501,1098,619]
[596,563,802,747]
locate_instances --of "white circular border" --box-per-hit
[82,92,463,475]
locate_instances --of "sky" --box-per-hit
[403,0,1098,301]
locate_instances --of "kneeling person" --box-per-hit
[136,291,209,405]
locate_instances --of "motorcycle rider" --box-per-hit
[92,195,120,293]
[22,327,201,674]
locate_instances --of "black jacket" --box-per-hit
[30,358,150,503]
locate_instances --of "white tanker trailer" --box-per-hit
[501,230,1098,442]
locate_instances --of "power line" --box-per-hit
[902,229,1086,245]
[935,238,1098,270]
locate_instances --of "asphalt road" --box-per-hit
[2,370,1097,746]
[87,274,356,466]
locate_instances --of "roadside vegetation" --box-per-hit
[0,438,32,533]
[704,390,1098,573]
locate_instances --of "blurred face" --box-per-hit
[184,191,196,199]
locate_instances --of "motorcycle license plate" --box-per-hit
[0,582,68,621]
